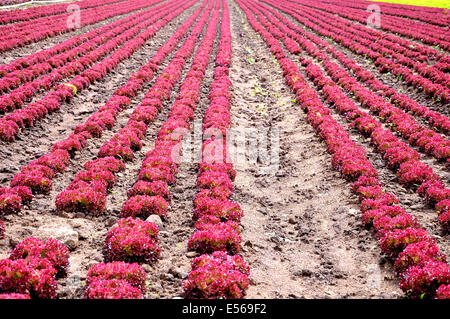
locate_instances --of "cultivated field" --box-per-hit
[0,0,448,299]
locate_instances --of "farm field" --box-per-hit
[0,0,448,300]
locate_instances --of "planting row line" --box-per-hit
[83,261,149,299]
[0,0,175,117]
[75,0,250,299]
[295,0,448,63]
[296,0,450,50]
[0,0,200,223]
[318,61,450,162]
[95,0,225,299]
[0,0,159,38]
[183,0,250,299]
[0,0,216,300]
[254,2,450,163]
[294,0,449,63]
[0,0,127,24]
[238,0,449,299]
[98,0,224,297]
[55,0,214,217]
[0,0,163,53]
[319,0,449,27]
[0,0,165,94]
[286,1,450,92]
[0,0,194,142]
[262,0,450,103]
[250,0,450,230]
[258,3,450,136]
[0,1,158,79]
[82,0,228,299]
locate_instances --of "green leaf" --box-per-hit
[64,83,77,95]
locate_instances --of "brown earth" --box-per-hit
[0,0,448,300]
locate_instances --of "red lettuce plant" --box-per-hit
[198,162,236,181]
[192,197,243,222]
[355,185,384,202]
[85,261,147,293]
[120,195,168,219]
[394,241,447,275]
[105,217,161,263]
[0,186,33,205]
[127,180,171,201]
[0,258,57,299]
[72,168,116,190]
[31,149,70,173]
[188,220,241,255]
[83,156,125,173]
[197,171,233,192]
[51,134,86,156]
[55,186,106,216]
[436,284,450,299]
[10,171,52,194]
[436,200,449,230]
[142,155,178,176]
[66,180,108,194]
[20,165,55,179]
[183,251,250,299]
[360,193,399,212]
[397,160,438,186]
[84,279,143,299]
[361,206,406,227]
[9,237,69,278]
[0,220,4,240]
[0,193,23,216]
[98,140,134,161]
[399,260,450,299]
[138,166,176,185]
[194,187,232,202]
[373,214,421,238]
[379,228,434,258]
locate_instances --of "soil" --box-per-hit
[0,0,448,300]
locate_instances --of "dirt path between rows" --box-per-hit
[228,1,402,299]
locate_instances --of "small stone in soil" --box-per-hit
[186,251,198,258]
[146,215,164,229]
